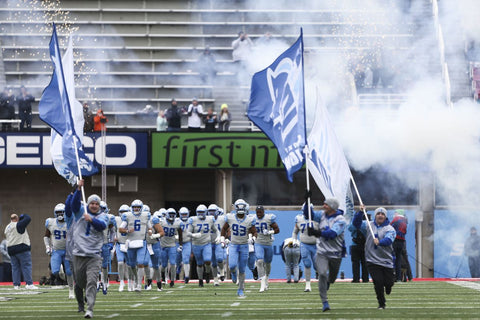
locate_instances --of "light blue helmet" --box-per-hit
[196,204,207,219]
[143,204,150,213]
[179,207,190,221]
[54,203,65,221]
[167,208,176,221]
[131,199,143,214]
[218,208,224,215]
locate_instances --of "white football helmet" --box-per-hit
[143,204,150,213]
[131,199,143,214]
[54,203,65,221]
[100,201,109,214]
[167,208,176,221]
[118,204,130,215]
[234,199,249,217]
[158,208,167,219]
[179,207,190,221]
[196,204,207,220]
[207,204,218,217]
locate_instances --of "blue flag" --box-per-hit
[248,30,306,182]
[39,23,97,181]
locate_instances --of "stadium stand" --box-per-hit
[0,0,422,130]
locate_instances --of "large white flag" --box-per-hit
[307,95,353,213]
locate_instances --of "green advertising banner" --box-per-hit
[152,132,284,169]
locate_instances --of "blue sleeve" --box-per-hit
[331,218,346,236]
[65,194,73,217]
[71,189,82,218]
[379,228,396,246]
[352,211,363,228]
[16,214,31,234]
[91,215,108,232]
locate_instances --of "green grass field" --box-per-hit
[1,280,479,319]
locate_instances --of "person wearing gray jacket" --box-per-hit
[306,198,347,312]
[353,206,396,310]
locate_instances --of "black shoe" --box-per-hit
[157,282,162,291]
[147,279,152,287]
[78,305,85,313]
[184,277,189,284]
[199,279,204,287]
[294,280,299,283]
[205,272,210,284]
[252,267,258,280]
[378,304,386,309]
[169,280,174,288]
[220,276,225,282]
[385,286,392,295]
[287,279,291,283]
[351,280,360,283]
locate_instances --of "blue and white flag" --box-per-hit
[307,93,352,213]
[248,30,306,182]
[39,23,97,182]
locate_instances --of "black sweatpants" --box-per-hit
[367,262,395,307]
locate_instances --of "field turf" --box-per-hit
[0,280,479,319]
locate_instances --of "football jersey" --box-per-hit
[188,215,218,246]
[45,218,68,250]
[122,211,151,242]
[160,218,183,248]
[147,215,163,245]
[293,214,320,245]
[224,213,256,245]
[255,213,277,245]
[180,218,191,243]
[210,215,227,242]
[115,215,127,244]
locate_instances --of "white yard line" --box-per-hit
[130,303,144,308]
[230,302,240,307]
[448,281,480,291]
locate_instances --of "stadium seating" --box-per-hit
[0,0,415,130]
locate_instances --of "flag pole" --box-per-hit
[350,175,375,238]
[304,146,312,222]
[72,136,87,210]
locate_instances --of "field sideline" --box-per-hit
[0,279,479,319]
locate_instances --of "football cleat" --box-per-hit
[231,271,237,284]
[237,289,245,297]
[199,279,204,287]
[119,280,125,292]
[184,277,189,284]
[169,280,174,288]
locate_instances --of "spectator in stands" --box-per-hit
[390,209,407,282]
[93,109,108,132]
[16,85,34,131]
[156,110,167,131]
[218,103,232,131]
[83,103,94,133]
[256,31,273,46]
[0,87,16,132]
[465,226,480,278]
[204,107,217,132]
[198,46,217,84]
[165,98,183,132]
[232,31,253,63]
[187,97,204,131]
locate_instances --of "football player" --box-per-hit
[177,207,192,284]
[292,203,320,292]
[254,205,280,292]
[159,208,183,288]
[188,204,219,287]
[44,203,74,298]
[98,201,116,294]
[220,199,257,297]
[146,208,165,291]
[208,204,226,285]
[118,199,152,292]
[114,204,131,291]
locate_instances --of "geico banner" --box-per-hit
[0,132,148,168]
[152,132,285,169]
